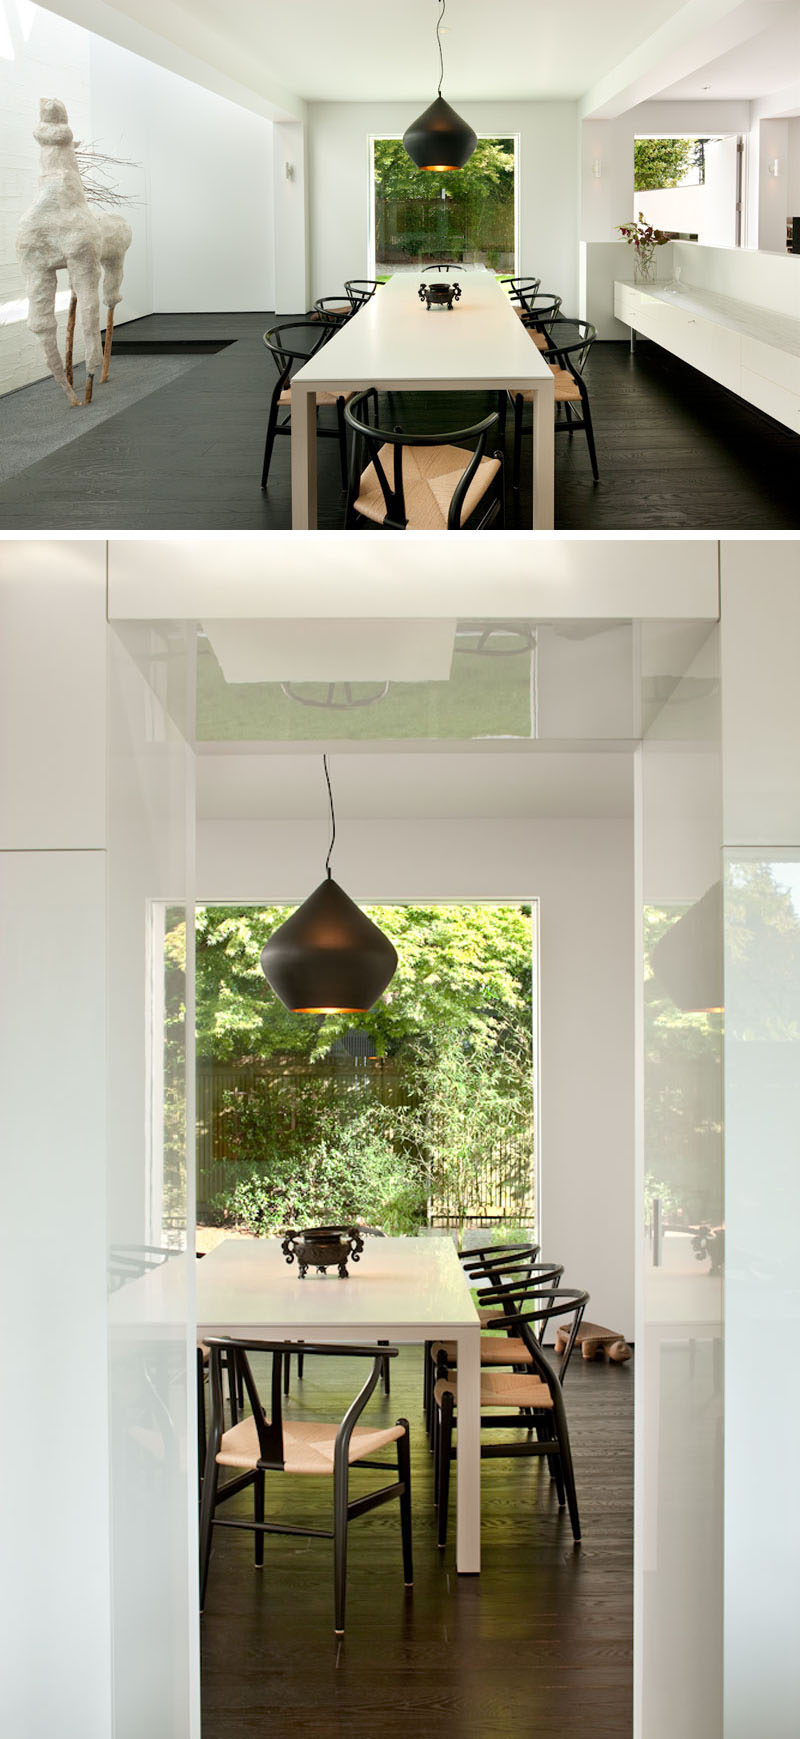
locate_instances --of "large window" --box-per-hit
[371,135,517,274]
[192,901,536,1243]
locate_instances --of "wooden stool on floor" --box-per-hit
[555,1320,632,1363]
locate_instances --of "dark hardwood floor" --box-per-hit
[1,309,793,529]
[200,1344,633,1739]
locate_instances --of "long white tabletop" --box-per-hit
[291,271,554,530]
[197,1235,482,1575]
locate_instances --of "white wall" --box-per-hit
[307,100,579,312]
[141,55,274,312]
[756,115,789,253]
[0,2,275,396]
[197,813,636,1338]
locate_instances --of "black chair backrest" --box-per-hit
[478,1284,589,1388]
[203,1337,396,1472]
[345,279,379,308]
[263,319,336,392]
[501,276,541,310]
[521,293,562,333]
[312,296,354,325]
[543,316,597,375]
[461,1240,540,1271]
[344,389,499,530]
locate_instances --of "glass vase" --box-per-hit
[634,249,657,285]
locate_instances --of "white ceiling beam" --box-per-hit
[580,0,781,118]
[107,534,720,622]
[39,0,305,121]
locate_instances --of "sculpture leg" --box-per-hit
[65,292,78,387]
[101,307,114,384]
[23,263,78,405]
[66,244,102,407]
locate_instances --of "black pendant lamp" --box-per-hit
[260,756,398,1015]
[403,0,477,173]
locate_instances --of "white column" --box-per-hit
[634,621,724,1739]
[720,540,800,1739]
[0,542,112,1735]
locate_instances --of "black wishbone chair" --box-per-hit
[422,1248,556,1436]
[513,316,599,491]
[500,275,541,316]
[520,292,562,349]
[345,278,379,309]
[312,295,355,323]
[432,1284,589,1549]
[344,392,504,531]
[261,319,351,492]
[199,1338,412,1636]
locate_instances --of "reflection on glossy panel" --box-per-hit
[107,628,198,1739]
[724,853,800,1739]
[636,626,723,1739]
[114,615,719,748]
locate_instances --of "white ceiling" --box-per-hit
[657,1,800,100]
[196,749,634,822]
[55,0,686,103]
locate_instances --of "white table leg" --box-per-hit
[291,386,317,529]
[531,379,555,530]
[454,1322,481,1574]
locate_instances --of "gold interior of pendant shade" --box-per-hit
[293,1007,365,1015]
[422,164,458,171]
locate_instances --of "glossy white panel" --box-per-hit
[723,852,800,1739]
[0,541,106,850]
[107,537,720,623]
[106,627,198,1739]
[634,623,724,1739]
[0,849,112,1734]
[720,542,800,846]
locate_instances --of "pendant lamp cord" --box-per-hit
[436,0,446,96]
[323,753,336,878]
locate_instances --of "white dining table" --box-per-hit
[291,270,555,530]
[196,1234,482,1574]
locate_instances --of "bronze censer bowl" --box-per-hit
[418,280,461,311]
[281,1225,365,1278]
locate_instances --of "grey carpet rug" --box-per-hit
[0,354,203,486]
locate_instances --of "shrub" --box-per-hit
[211,1104,427,1237]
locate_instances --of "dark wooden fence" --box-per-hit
[196,1057,534,1226]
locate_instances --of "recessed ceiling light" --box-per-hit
[702,84,711,91]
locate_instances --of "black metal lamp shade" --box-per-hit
[402,95,477,171]
[260,876,398,1013]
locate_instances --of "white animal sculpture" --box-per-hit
[16,97,132,407]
